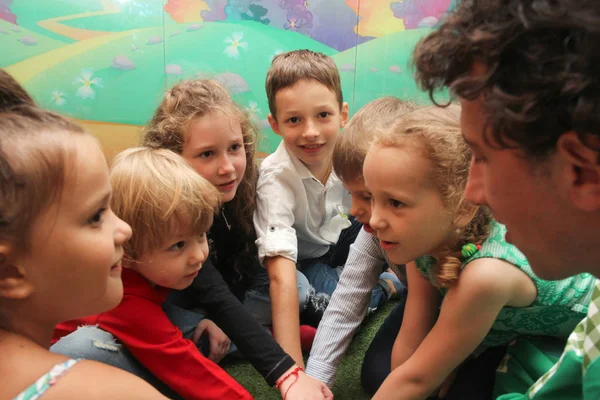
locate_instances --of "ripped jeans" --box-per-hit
[49,304,236,400]
[50,326,182,399]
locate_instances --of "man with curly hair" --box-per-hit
[412,0,600,399]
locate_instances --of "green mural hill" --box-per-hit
[17,21,336,153]
[0,19,65,67]
[333,27,448,113]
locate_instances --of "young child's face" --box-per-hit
[269,79,348,175]
[16,135,132,322]
[343,176,375,234]
[133,228,209,290]
[363,144,456,265]
[182,110,247,203]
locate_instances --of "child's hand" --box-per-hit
[192,319,231,363]
[278,369,334,400]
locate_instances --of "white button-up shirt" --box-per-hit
[254,142,352,264]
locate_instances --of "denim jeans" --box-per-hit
[242,269,309,326]
[51,326,181,399]
[297,218,400,325]
[50,303,237,399]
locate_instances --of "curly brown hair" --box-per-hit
[141,79,260,280]
[142,79,258,237]
[374,105,492,288]
[413,0,600,161]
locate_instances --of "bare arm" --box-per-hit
[391,261,441,369]
[266,255,304,367]
[374,259,527,400]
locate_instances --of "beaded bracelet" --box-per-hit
[275,366,304,390]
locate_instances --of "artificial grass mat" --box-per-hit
[224,301,397,399]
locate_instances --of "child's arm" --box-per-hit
[306,229,388,386]
[373,258,528,400]
[390,261,441,369]
[98,295,252,400]
[254,169,304,366]
[188,260,297,385]
[265,255,304,366]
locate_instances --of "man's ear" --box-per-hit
[340,102,349,128]
[0,244,33,300]
[556,131,600,212]
[268,114,281,136]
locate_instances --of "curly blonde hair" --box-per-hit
[141,79,258,238]
[374,105,492,288]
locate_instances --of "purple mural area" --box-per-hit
[164,0,452,51]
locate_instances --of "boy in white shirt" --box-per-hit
[306,97,414,387]
[254,50,402,367]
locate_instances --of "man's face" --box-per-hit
[460,97,596,279]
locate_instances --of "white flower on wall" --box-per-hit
[73,69,103,99]
[223,32,247,59]
[51,90,66,106]
[245,101,261,121]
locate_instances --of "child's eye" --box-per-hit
[318,112,330,118]
[88,208,106,225]
[361,193,372,201]
[198,151,213,159]
[197,233,206,242]
[168,241,186,251]
[287,117,299,124]
[230,143,242,152]
[389,199,404,208]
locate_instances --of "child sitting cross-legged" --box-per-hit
[52,147,253,400]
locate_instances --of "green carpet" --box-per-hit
[224,301,396,399]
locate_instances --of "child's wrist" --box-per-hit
[276,365,304,393]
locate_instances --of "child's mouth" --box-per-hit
[380,240,397,250]
[300,144,324,154]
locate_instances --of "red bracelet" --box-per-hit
[283,375,300,400]
[275,366,304,390]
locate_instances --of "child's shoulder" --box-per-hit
[43,360,167,399]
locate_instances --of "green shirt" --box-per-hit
[498,280,600,400]
[416,221,594,353]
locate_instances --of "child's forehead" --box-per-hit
[275,81,339,110]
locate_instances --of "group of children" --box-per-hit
[2,1,600,398]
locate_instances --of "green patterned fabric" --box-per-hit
[497,280,600,400]
[415,221,595,353]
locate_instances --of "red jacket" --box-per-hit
[53,268,253,400]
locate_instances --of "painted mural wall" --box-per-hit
[0,0,453,158]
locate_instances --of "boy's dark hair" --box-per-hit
[413,0,600,161]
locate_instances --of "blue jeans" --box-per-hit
[50,304,237,398]
[243,270,310,326]
[51,326,181,399]
[297,218,400,325]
